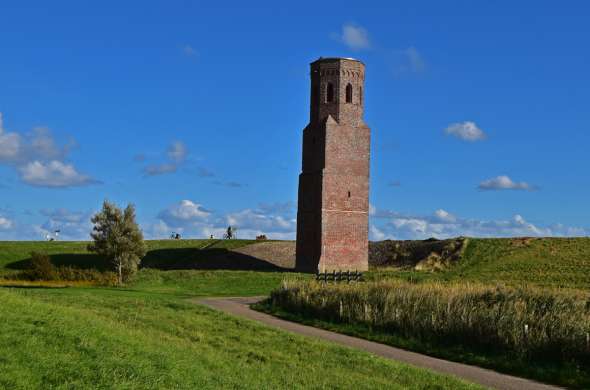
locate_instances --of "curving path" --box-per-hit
[196,296,562,390]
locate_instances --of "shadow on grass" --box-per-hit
[6,254,111,272]
[6,247,293,273]
[141,248,293,272]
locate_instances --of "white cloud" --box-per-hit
[0,215,13,230]
[158,200,210,225]
[434,209,457,223]
[478,175,536,191]
[444,121,486,141]
[371,208,589,240]
[18,160,97,188]
[226,209,295,233]
[0,113,97,188]
[0,113,21,161]
[370,224,387,241]
[148,200,297,240]
[340,23,371,51]
[36,208,93,240]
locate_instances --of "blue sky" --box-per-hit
[1,1,589,240]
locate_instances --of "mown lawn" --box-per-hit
[0,280,481,389]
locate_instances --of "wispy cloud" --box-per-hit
[444,121,486,142]
[197,167,215,178]
[213,180,246,188]
[142,141,188,177]
[478,175,537,191]
[392,46,426,76]
[167,141,187,163]
[182,44,197,57]
[339,23,371,51]
[143,163,178,176]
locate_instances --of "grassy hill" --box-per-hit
[3,237,590,289]
[371,237,590,289]
[1,237,588,388]
[0,239,481,389]
[0,239,265,276]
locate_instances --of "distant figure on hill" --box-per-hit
[225,226,233,240]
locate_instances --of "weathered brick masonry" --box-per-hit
[296,57,370,272]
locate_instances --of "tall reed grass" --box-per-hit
[270,280,590,361]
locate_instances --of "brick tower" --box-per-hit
[296,57,370,272]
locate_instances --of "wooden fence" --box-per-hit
[316,270,363,283]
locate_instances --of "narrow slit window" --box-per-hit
[326,83,334,103]
[348,191,351,198]
[345,83,353,103]
[359,86,363,105]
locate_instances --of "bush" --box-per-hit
[27,252,57,280]
[12,252,118,286]
[56,267,118,286]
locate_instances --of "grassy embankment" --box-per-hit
[0,240,480,389]
[370,237,590,289]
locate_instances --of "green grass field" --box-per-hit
[0,239,481,389]
[1,237,589,388]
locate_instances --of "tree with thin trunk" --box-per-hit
[88,201,146,284]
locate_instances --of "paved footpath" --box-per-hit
[196,296,563,390]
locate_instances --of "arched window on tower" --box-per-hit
[326,83,334,103]
[346,83,353,103]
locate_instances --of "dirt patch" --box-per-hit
[231,241,296,269]
[369,238,467,271]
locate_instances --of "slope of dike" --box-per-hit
[1,237,589,288]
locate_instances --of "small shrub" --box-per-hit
[27,252,57,280]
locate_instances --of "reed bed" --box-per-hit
[270,280,590,362]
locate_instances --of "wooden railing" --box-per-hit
[315,270,363,283]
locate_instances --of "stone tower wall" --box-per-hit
[296,58,370,272]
